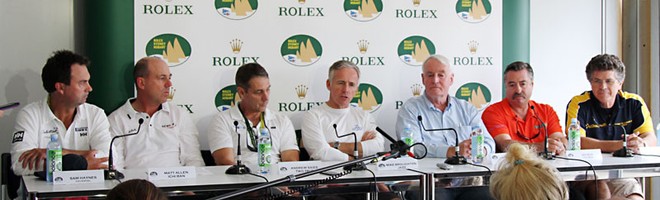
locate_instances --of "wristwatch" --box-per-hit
[333,141,340,149]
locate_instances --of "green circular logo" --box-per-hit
[455,82,491,109]
[455,0,492,23]
[397,35,436,66]
[145,33,192,67]
[215,0,258,20]
[214,85,240,112]
[350,83,383,113]
[280,34,323,66]
[343,0,383,22]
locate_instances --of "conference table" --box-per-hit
[22,152,660,200]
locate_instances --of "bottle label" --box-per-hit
[568,130,581,150]
[403,137,414,146]
[47,149,62,181]
[258,143,272,167]
[471,135,484,159]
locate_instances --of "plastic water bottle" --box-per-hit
[401,124,414,156]
[46,134,62,182]
[257,128,272,174]
[470,126,485,164]
[567,118,581,150]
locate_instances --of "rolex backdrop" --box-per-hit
[134,0,502,150]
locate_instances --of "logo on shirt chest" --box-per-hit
[352,124,363,132]
[12,131,24,143]
[161,122,176,129]
[75,127,89,137]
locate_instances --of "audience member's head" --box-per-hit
[489,143,568,200]
[106,179,167,200]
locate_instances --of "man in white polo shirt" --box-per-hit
[108,56,204,169]
[11,50,111,175]
[208,63,299,166]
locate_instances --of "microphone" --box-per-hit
[417,116,467,165]
[106,118,144,180]
[612,125,633,157]
[530,106,553,160]
[375,127,411,159]
[226,120,252,174]
[332,124,366,170]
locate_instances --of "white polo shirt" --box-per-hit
[10,98,112,175]
[207,105,299,165]
[108,99,204,169]
[301,103,384,161]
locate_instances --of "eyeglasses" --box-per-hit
[589,78,619,86]
[515,120,541,141]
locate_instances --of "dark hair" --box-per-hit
[41,50,90,93]
[585,54,625,82]
[504,61,534,81]
[106,179,167,200]
[133,57,160,86]
[235,63,268,89]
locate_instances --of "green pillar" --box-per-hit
[502,0,530,98]
[81,1,134,114]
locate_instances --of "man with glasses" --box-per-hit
[208,63,299,166]
[482,61,566,154]
[566,54,655,200]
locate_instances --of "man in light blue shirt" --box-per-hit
[396,54,495,200]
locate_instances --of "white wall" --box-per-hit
[0,0,74,156]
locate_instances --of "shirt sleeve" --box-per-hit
[177,109,205,167]
[107,112,125,170]
[359,112,384,157]
[301,110,349,161]
[278,115,300,153]
[543,105,564,136]
[207,112,234,154]
[10,107,42,175]
[632,96,655,134]
[565,95,587,137]
[482,105,512,139]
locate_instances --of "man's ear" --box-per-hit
[54,82,66,94]
[237,86,246,99]
[136,77,146,90]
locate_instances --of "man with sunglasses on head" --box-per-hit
[482,61,567,154]
[566,54,655,200]
[208,63,299,166]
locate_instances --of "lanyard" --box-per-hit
[238,103,266,152]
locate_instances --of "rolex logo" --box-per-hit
[230,39,243,54]
[298,0,305,4]
[295,85,308,99]
[357,40,369,54]
[468,40,479,54]
[413,0,421,7]
[411,84,423,96]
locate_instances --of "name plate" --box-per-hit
[565,149,603,160]
[639,147,660,155]
[147,166,196,181]
[53,170,104,185]
[376,157,418,171]
[278,161,323,175]
[487,153,506,166]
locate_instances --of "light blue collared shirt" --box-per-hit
[396,93,495,158]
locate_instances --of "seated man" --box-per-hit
[11,50,110,175]
[482,61,566,155]
[397,55,495,200]
[208,63,299,166]
[566,54,656,200]
[301,60,384,161]
[108,56,204,169]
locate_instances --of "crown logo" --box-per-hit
[357,40,369,54]
[295,85,308,99]
[230,39,243,54]
[413,0,421,7]
[411,84,423,96]
[298,0,305,4]
[468,40,479,54]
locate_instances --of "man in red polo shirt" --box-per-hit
[482,61,566,155]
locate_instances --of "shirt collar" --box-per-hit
[422,93,453,112]
[124,98,168,119]
[42,97,85,122]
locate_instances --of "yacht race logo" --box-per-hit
[280,34,323,66]
[215,0,258,20]
[343,0,383,22]
[397,35,435,66]
[215,85,241,112]
[455,82,491,109]
[351,83,383,113]
[145,34,192,67]
[455,0,491,23]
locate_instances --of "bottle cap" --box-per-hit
[50,134,59,141]
[571,118,578,124]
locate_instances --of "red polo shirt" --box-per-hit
[482,99,564,144]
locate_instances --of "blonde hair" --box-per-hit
[489,143,569,200]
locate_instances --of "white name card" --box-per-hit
[278,161,323,175]
[487,153,507,166]
[566,149,603,161]
[376,157,418,171]
[147,166,196,181]
[53,170,104,185]
[639,147,660,155]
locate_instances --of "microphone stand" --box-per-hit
[106,118,144,180]
[612,125,633,157]
[530,106,553,160]
[417,116,467,165]
[375,127,411,159]
[332,124,367,171]
[226,121,251,174]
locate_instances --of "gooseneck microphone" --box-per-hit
[612,125,633,157]
[375,127,412,160]
[333,124,366,170]
[226,120,252,174]
[530,106,553,160]
[106,118,144,180]
[417,116,467,165]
